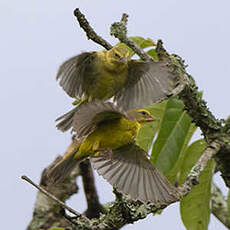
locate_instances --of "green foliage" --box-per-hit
[136,95,216,229]
[180,140,215,230]
[116,38,215,227]
[147,49,159,61]
[129,36,156,48]
[179,139,206,183]
[150,98,193,175]
[167,122,197,183]
[137,100,167,151]
[116,36,156,58]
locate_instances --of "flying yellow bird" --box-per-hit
[56,45,180,132]
[49,101,179,204]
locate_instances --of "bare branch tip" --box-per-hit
[121,13,129,24]
[73,8,80,17]
[21,175,31,183]
[21,175,26,180]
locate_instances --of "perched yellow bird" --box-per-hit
[49,101,179,204]
[56,45,180,132]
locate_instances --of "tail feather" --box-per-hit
[56,99,88,132]
[55,106,79,132]
[47,150,79,184]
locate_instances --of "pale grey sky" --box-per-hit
[1,0,230,229]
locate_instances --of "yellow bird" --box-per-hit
[49,101,179,204]
[56,45,180,132]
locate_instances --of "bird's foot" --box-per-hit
[93,148,112,158]
[72,97,82,105]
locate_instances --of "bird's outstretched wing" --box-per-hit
[56,52,97,98]
[114,59,181,110]
[73,101,127,138]
[90,143,179,204]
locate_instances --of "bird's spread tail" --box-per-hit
[56,106,80,132]
[56,98,90,132]
[90,144,179,204]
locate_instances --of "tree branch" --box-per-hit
[25,139,220,230]
[67,140,220,230]
[211,183,230,228]
[178,75,222,136]
[176,65,230,187]
[178,140,221,196]
[74,8,113,50]
[110,14,153,61]
[79,159,105,219]
[25,139,84,230]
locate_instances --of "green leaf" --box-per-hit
[129,36,156,48]
[151,98,193,175]
[180,140,215,230]
[137,100,167,151]
[167,123,197,183]
[137,122,158,152]
[147,49,159,61]
[115,36,156,57]
[179,139,206,183]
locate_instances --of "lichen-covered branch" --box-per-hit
[178,75,222,136]
[178,140,221,196]
[74,8,113,50]
[25,139,220,230]
[211,183,230,228]
[110,14,152,61]
[26,140,83,230]
[176,64,230,187]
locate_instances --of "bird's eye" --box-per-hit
[140,111,147,115]
[114,53,120,58]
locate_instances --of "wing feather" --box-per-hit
[72,101,127,138]
[56,52,96,98]
[90,144,179,204]
[115,60,182,110]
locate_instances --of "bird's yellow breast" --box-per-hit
[86,51,128,100]
[78,118,140,156]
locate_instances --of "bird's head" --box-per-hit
[105,46,130,70]
[127,109,155,124]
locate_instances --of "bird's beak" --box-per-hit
[120,57,127,63]
[145,114,155,122]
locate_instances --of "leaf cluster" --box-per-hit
[125,37,217,229]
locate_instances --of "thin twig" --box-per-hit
[21,175,89,221]
[121,13,128,24]
[74,8,113,50]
